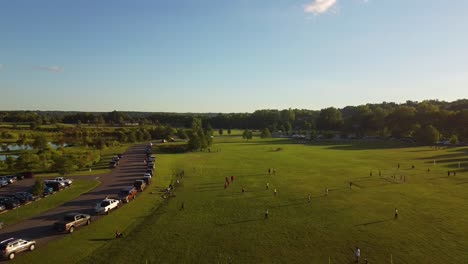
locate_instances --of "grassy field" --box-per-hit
[0,180,100,226]
[14,137,468,263]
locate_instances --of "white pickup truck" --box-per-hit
[94,198,120,214]
[47,177,73,186]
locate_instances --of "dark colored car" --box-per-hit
[45,181,63,192]
[14,192,35,203]
[109,161,117,168]
[14,173,25,180]
[42,186,54,196]
[146,169,154,176]
[117,187,137,203]
[142,177,151,185]
[133,180,146,192]
[3,194,27,205]
[0,197,20,210]
[117,154,123,159]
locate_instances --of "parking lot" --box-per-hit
[0,144,150,246]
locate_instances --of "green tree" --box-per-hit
[31,179,44,197]
[260,128,272,138]
[32,134,49,152]
[414,125,439,145]
[53,155,78,175]
[242,130,253,140]
[317,107,344,131]
[16,134,27,146]
[15,152,40,172]
[177,128,188,139]
[449,134,459,144]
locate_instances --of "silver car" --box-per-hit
[0,238,36,260]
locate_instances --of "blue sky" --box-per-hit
[1,0,467,112]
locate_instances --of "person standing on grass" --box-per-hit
[231,175,234,182]
[349,182,352,190]
[266,183,269,190]
[325,188,329,196]
[265,209,269,219]
[180,201,185,210]
[370,171,372,177]
[308,194,311,203]
[355,247,361,263]
[398,163,400,169]
[394,208,398,220]
[224,182,228,190]
[268,168,271,175]
[274,188,277,196]
[242,186,245,193]
[447,171,450,177]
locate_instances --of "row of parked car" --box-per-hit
[1,146,156,260]
[0,177,73,214]
[0,175,24,188]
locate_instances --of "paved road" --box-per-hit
[0,144,149,245]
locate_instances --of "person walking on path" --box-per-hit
[394,208,398,220]
[355,247,361,263]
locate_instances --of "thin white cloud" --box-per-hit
[304,0,337,14]
[35,65,64,73]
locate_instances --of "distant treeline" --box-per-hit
[1,99,468,143]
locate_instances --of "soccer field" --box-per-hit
[19,137,468,264]
[80,137,468,264]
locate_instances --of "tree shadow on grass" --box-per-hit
[319,141,416,151]
[355,218,393,226]
[88,238,114,242]
[215,218,263,226]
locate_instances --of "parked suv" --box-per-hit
[134,180,146,192]
[117,187,137,203]
[0,238,36,260]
